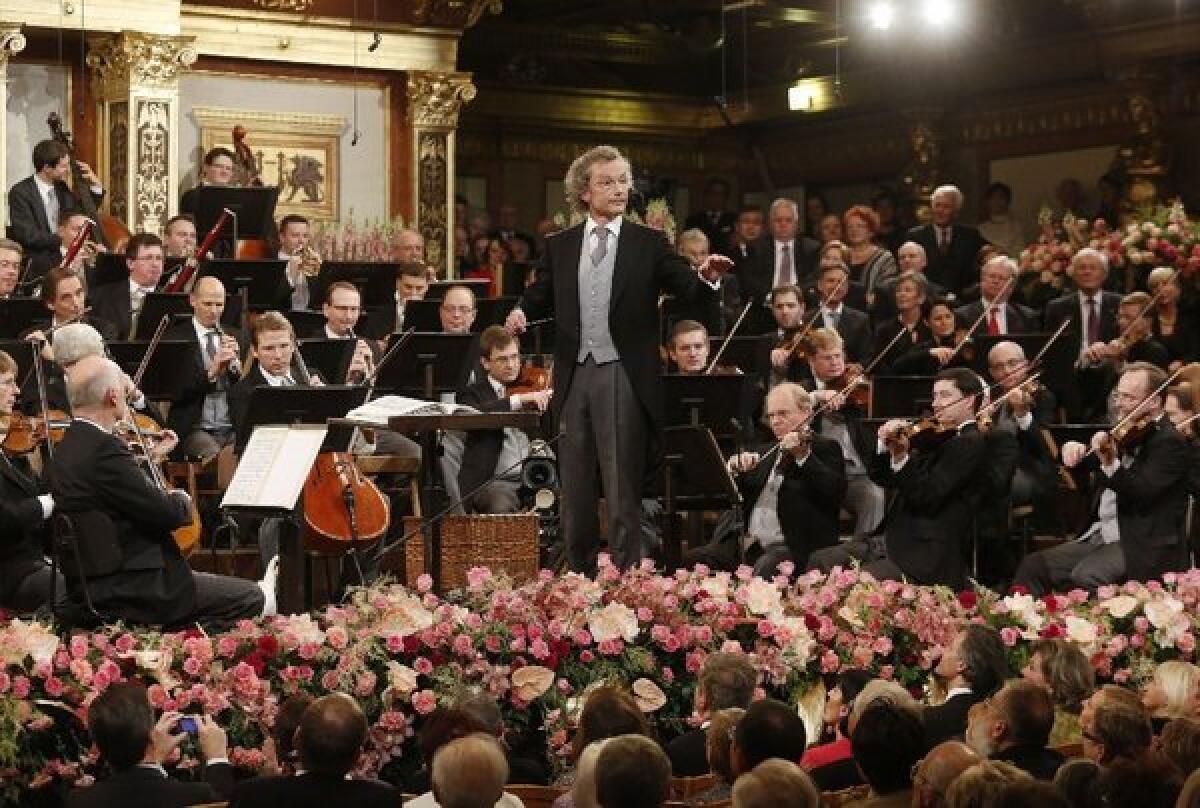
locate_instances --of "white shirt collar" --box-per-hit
[129,278,155,296]
[1077,289,1100,305]
[325,324,351,340]
[823,303,843,315]
[135,763,168,778]
[262,366,291,386]
[72,416,112,434]
[489,374,505,397]
[587,215,623,239]
[34,174,55,196]
[192,316,220,343]
[946,686,973,699]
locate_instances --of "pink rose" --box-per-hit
[326,626,349,650]
[44,676,64,697]
[114,633,135,654]
[321,670,341,690]
[414,657,433,675]
[412,689,438,715]
[1000,627,1020,647]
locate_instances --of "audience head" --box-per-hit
[124,233,165,288]
[850,701,925,796]
[440,285,477,334]
[431,733,509,808]
[271,692,314,771]
[1080,684,1142,731]
[296,693,369,777]
[769,284,805,329]
[986,780,1070,808]
[33,139,71,179]
[706,707,746,785]
[1052,759,1101,808]
[843,204,880,247]
[895,270,929,314]
[86,682,156,770]
[0,238,22,297]
[677,228,711,268]
[731,697,808,776]
[966,679,1054,758]
[819,213,843,244]
[570,739,608,808]
[454,691,503,737]
[249,310,296,377]
[944,760,1030,808]
[768,198,800,242]
[823,668,872,737]
[1093,751,1184,808]
[1068,247,1109,293]
[701,177,730,211]
[417,706,490,766]
[1084,703,1153,764]
[574,686,648,759]
[52,322,105,369]
[162,214,197,258]
[565,145,630,219]
[735,205,764,244]
[930,185,964,226]
[697,652,757,715]
[1142,660,1200,720]
[731,759,820,808]
[935,623,1007,697]
[1160,717,1200,777]
[912,741,981,808]
[668,319,710,374]
[805,193,828,230]
[200,146,236,186]
[847,679,919,735]
[594,734,671,808]
[41,265,87,323]
[984,182,1014,218]
[763,383,813,443]
[898,241,928,272]
[397,229,425,263]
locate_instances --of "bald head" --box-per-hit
[432,733,508,808]
[397,229,425,263]
[66,356,123,415]
[915,741,982,807]
[297,693,368,777]
[190,276,226,328]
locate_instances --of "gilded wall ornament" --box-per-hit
[0,26,26,63]
[87,32,198,97]
[417,133,448,269]
[109,102,130,223]
[135,100,170,234]
[407,71,476,129]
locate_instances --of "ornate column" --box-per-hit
[899,108,944,225]
[86,32,197,236]
[405,71,476,275]
[1112,68,1169,219]
[0,24,27,227]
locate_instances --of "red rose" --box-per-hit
[804,614,821,631]
[1009,584,1030,596]
[402,635,421,654]
[1039,624,1063,639]
[957,591,978,610]
[256,636,280,656]
[1042,595,1060,614]
[244,652,266,676]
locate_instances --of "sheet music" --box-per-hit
[220,425,326,510]
[346,394,480,425]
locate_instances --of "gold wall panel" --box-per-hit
[3,0,181,35]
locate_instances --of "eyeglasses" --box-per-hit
[441,305,475,315]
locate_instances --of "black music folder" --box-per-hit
[193,185,279,243]
[199,259,287,311]
[425,279,491,301]
[107,340,194,401]
[234,384,368,454]
[133,293,192,340]
[870,375,936,419]
[0,298,48,339]
[297,338,356,386]
[706,335,762,375]
[375,332,475,398]
[662,374,754,438]
[309,261,396,312]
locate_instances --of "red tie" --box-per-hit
[987,306,1001,336]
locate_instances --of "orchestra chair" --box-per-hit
[672,773,717,800]
[505,784,566,808]
[50,511,118,630]
[354,453,422,518]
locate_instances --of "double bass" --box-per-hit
[231,125,273,260]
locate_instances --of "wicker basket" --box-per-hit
[401,514,540,590]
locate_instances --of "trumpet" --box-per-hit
[295,245,322,277]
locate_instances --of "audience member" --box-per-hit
[430,733,521,808]
[1021,638,1095,747]
[404,707,491,795]
[667,651,757,775]
[229,693,396,807]
[559,740,607,808]
[911,741,982,808]
[457,691,549,785]
[263,692,314,777]
[1142,661,1200,734]
[1084,703,1153,765]
[594,734,672,808]
[68,682,233,808]
[943,761,1031,808]
[1160,717,1200,778]
[1180,769,1200,808]
[1051,759,1102,808]
[925,625,1009,747]
[695,708,745,804]
[810,679,918,791]
[1092,751,1184,808]
[730,759,820,808]
[965,680,1064,779]
[731,698,809,777]
[847,701,925,807]
[557,686,649,788]
[801,669,872,771]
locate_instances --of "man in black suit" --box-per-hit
[163,275,242,461]
[685,382,845,576]
[0,350,61,613]
[229,311,304,452]
[954,255,1035,336]
[755,284,809,389]
[965,679,1065,780]
[683,177,737,253]
[67,682,233,808]
[809,262,872,363]
[808,367,988,589]
[666,652,757,776]
[457,326,551,514]
[906,184,988,296]
[179,146,235,217]
[229,693,398,808]
[1014,362,1191,595]
[1041,247,1122,422]
[728,205,763,265]
[49,356,269,629]
[738,197,819,336]
[506,145,731,573]
[924,624,1008,748]
[88,233,167,340]
[7,139,105,279]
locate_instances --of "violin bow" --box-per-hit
[1111,267,1180,350]
[947,275,1016,361]
[1082,365,1185,459]
[705,301,753,375]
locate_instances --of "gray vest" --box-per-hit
[576,225,620,364]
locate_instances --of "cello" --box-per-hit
[47,112,131,253]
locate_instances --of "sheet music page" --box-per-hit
[220,425,326,509]
[346,395,480,425]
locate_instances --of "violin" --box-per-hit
[1,410,70,455]
[825,364,870,410]
[896,416,959,454]
[507,363,551,399]
[1093,416,1155,462]
[114,413,169,452]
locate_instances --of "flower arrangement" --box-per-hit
[3,562,1199,804]
[1017,207,1124,291]
[310,213,412,261]
[1118,201,1200,276]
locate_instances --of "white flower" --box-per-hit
[2,620,60,667]
[631,678,667,713]
[1145,597,1184,629]
[377,592,435,637]
[1102,595,1139,620]
[275,613,326,646]
[383,662,419,702]
[1001,593,1045,638]
[699,573,732,601]
[511,665,555,701]
[122,649,179,688]
[777,617,816,666]
[1065,616,1099,648]
[588,602,639,644]
[743,578,783,618]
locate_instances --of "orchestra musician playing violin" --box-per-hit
[755,284,808,388]
[1089,291,1171,372]
[1012,362,1192,595]
[685,382,844,577]
[888,297,972,375]
[802,327,885,540]
[49,355,274,629]
[808,367,988,589]
[0,349,63,613]
[457,326,552,514]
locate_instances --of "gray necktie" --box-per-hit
[776,244,793,287]
[45,187,58,235]
[591,226,609,266]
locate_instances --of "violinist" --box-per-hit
[755,284,807,388]
[802,328,885,540]
[0,349,62,613]
[7,139,105,279]
[457,326,552,514]
[1090,292,1171,372]
[1013,362,1191,595]
[0,239,22,299]
[808,367,988,589]
[87,233,166,340]
[871,270,933,374]
[685,382,844,577]
[49,355,274,629]
[810,262,872,363]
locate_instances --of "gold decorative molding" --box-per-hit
[0,0,181,36]
[406,70,475,129]
[0,23,25,63]
[192,105,346,136]
[251,0,313,11]
[87,32,198,98]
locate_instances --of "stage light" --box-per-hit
[867,1,895,31]
[922,0,957,27]
[788,83,817,111]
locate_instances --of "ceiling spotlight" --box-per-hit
[867,1,895,31]
[922,0,957,27]
[788,82,818,112]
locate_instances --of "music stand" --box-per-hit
[91,253,128,287]
[193,185,279,247]
[662,374,753,438]
[870,375,935,418]
[234,384,368,454]
[475,296,519,330]
[198,260,286,312]
[707,336,762,375]
[425,279,491,301]
[971,331,1074,398]
[0,338,36,383]
[397,300,445,333]
[132,294,191,340]
[502,262,531,297]
[653,425,742,569]
[107,340,194,401]
[283,309,328,339]
[298,338,355,386]
[0,298,48,339]
[310,261,396,312]
[376,332,475,398]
